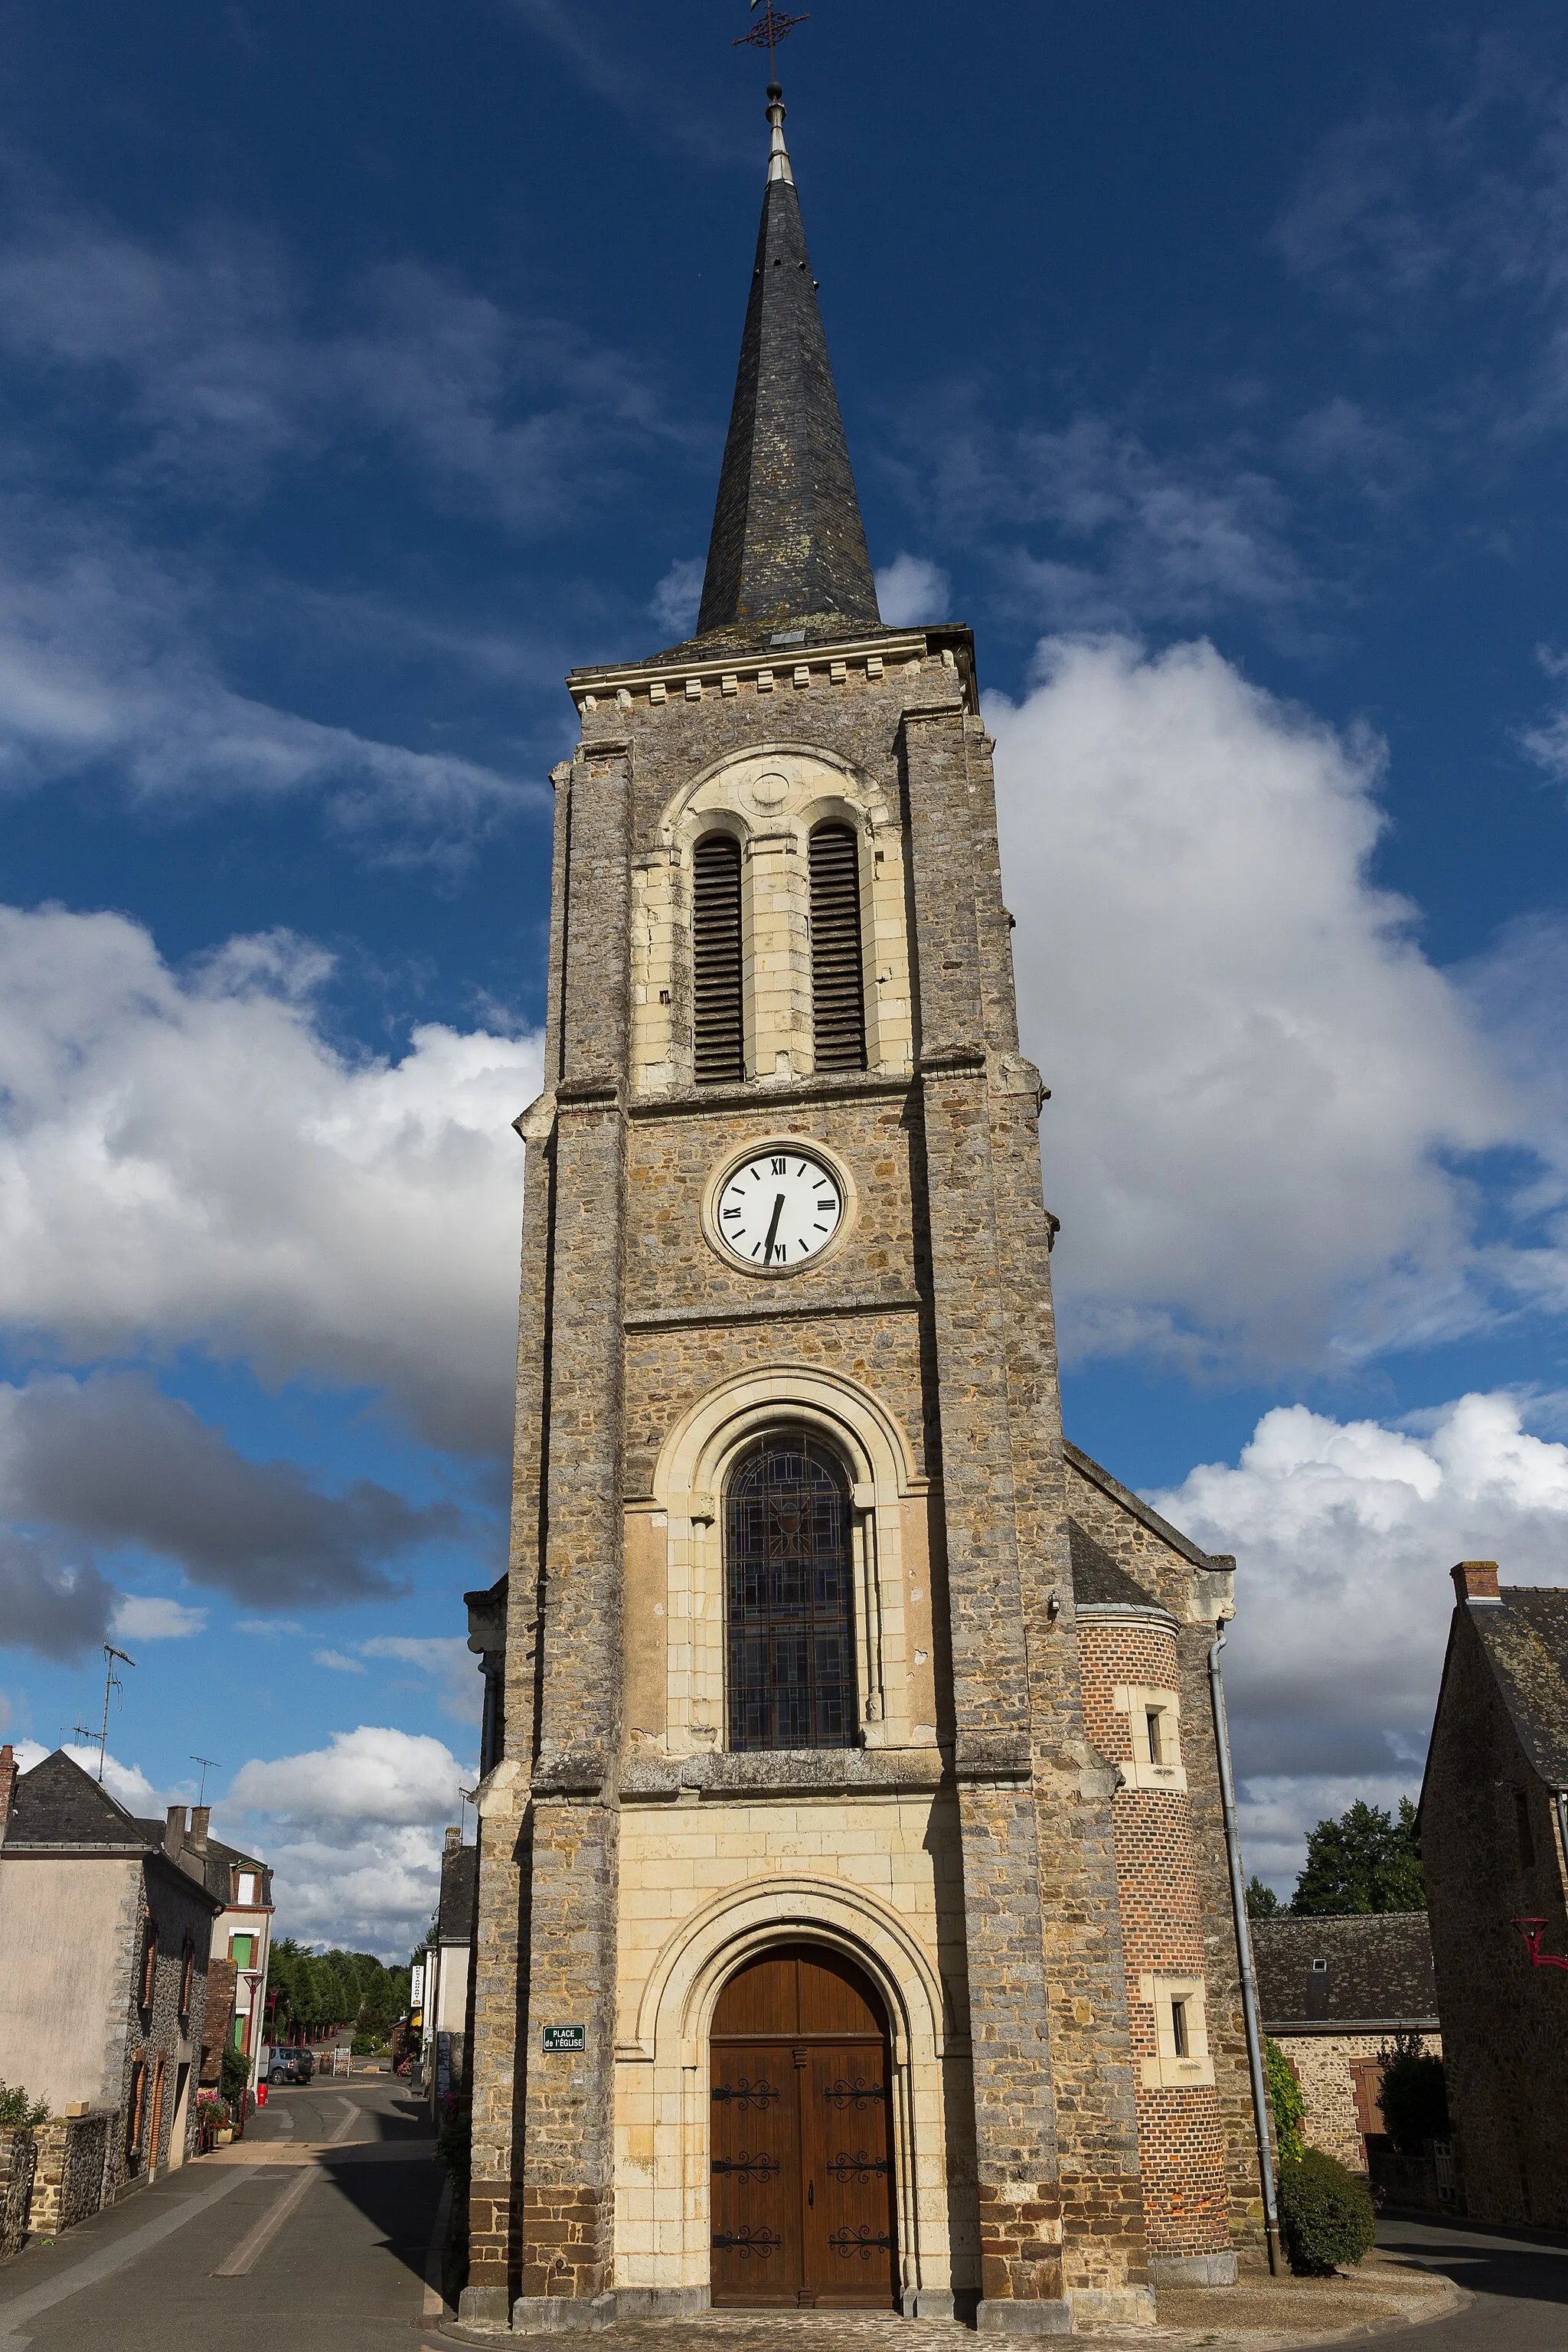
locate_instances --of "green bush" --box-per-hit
[1377,2032,1449,2153]
[0,2080,48,2128]
[351,2031,383,2056]
[1265,2037,1307,2164]
[1277,2148,1376,2275]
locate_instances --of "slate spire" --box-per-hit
[695,84,881,641]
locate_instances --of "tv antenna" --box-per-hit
[191,1755,219,1804]
[83,1645,136,1784]
[735,0,810,79]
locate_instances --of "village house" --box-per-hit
[1421,1563,1568,2228]
[0,1748,224,2219]
[423,1825,478,2115]
[1253,1913,1439,2176]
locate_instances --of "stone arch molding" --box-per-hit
[616,1878,959,2311]
[628,743,913,1091]
[652,1366,926,1753]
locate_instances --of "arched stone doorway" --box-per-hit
[710,1942,898,2311]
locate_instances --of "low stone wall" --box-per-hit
[0,2128,38,2264]
[28,2112,111,2237]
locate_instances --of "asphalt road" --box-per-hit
[1377,2210,1568,2350]
[0,2077,445,2352]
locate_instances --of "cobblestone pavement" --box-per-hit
[438,2248,1464,2352]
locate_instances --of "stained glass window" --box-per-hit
[725,1429,857,1752]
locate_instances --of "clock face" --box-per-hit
[716,1151,844,1270]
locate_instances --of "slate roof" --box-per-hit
[676,84,882,656]
[1253,1913,1439,2031]
[1468,1588,1568,1787]
[438,1841,478,1946]
[2,1749,153,1851]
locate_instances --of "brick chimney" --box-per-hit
[1452,1560,1502,1603]
[443,1824,462,1855]
[165,1803,188,1853]
[189,1805,210,1853]
[0,1745,17,1838]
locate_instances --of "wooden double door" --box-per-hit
[710,1944,898,2310]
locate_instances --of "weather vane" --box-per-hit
[735,0,809,79]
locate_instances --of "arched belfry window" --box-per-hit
[725,1429,856,1752]
[808,823,867,1072]
[692,832,744,1084]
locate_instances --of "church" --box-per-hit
[459,75,1267,2335]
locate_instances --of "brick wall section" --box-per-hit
[1423,1599,1568,2227]
[1078,1613,1230,2263]
[1067,1453,1263,2257]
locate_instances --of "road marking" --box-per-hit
[212,2097,360,2278]
[423,2174,454,2321]
[0,2161,262,2350]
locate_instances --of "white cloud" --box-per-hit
[1152,1389,1568,1885]
[227,1725,465,1824]
[0,906,543,1453]
[0,207,675,526]
[875,553,951,627]
[11,1739,161,1816]
[989,634,1541,1373]
[224,1724,470,1952]
[649,557,704,639]
[313,1649,368,1674]
[361,1635,483,1725]
[0,523,536,864]
[110,1596,207,1641]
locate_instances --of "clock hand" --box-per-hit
[763,1193,786,1262]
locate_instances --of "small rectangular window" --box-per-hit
[179,1935,194,2020]
[237,1871,260,1904]
[139,1920,158,2013]
[1170,1998,1188,2059]
[1145,1709,1164,1766]
[1514,1786,1535,1871]
[808,824,867,1073]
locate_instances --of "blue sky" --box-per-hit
[5,0,1568,1950]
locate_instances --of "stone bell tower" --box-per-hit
[462,78,1263,2335]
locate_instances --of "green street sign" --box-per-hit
[542,2025,586,2053]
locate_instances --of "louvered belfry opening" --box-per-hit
[808,823,867,1073]
[693,831,745,1084]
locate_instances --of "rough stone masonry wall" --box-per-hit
[1276,2032,1440,2174]
[26,2111,111,2238]
[1078,1615,1231,2269]
[1066,1456,1264,2258]
[0,2129,36,2264]
[1423,1606,1568,2229]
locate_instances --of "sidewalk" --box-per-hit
[436,2249,1465,2350]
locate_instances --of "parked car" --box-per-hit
[267,2046,315,2086]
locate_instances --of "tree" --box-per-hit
[1292,1797,1425,1916]
[1264,2037,1306,2164]
[1377,2028,1449,2153]
[1246,1875,1284,1919]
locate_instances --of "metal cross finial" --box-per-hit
[735,0,810,80]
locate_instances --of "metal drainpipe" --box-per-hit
[1209,1621,1282,2276]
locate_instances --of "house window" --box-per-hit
[126,2055,147,2165]
[1513,1786,1535,1872]
[725,1429,856,1753]
[179,1936,194,2021]
[139,1919,158,2014]
[230,1932,256,1969]
[1139,1973,1214,2089]
[1113,1686,1187,1791]
[237,1870,260,1905]
[692,832,743,1083]
[808,823,867,1073]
